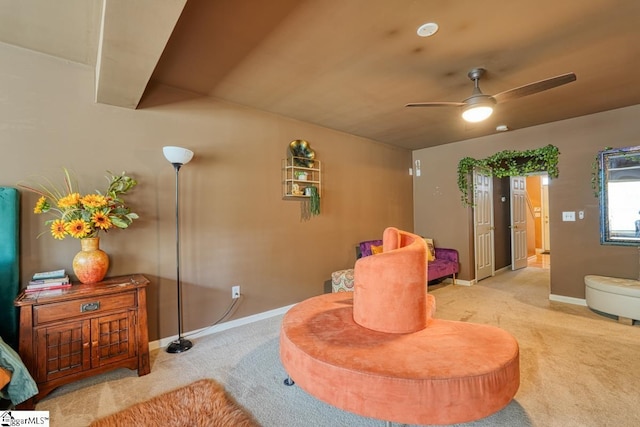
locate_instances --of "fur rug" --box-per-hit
[89,379,259,427]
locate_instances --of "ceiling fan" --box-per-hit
[405,68,577,123]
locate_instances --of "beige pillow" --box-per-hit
[423,238,436,261]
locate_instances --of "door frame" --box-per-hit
[541,175,551,252]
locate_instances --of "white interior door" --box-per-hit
[510,176,528,270]
[474,171,494,281]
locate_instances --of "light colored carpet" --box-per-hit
[36,267,640,426]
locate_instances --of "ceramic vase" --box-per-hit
[72,237,109,284]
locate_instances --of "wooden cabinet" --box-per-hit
[14,274,150,407]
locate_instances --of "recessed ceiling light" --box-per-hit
[417,22,439,37]
[496,125,509,132]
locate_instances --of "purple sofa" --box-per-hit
[331,238,460,292]
[358,239,459,284]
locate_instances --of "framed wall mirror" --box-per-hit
[599,145,640,245]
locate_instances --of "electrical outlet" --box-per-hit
[232,285,240,299]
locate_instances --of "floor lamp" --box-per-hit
[163,146,195,353]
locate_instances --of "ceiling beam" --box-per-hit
[95,0,187,109]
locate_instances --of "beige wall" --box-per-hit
[413,104,640,299]
[6,40,640,339]
[0,43,413,341]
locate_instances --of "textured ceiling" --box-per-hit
[2,0,640,150]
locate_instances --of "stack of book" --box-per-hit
[26,269,71,292]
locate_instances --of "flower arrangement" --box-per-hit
[19,169,139,240]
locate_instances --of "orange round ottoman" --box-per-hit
[280,293,520,425]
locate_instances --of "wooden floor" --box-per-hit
[528,253,550,269]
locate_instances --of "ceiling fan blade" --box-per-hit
[493,72,576,104]
[405,102,465,108]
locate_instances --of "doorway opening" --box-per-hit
[473,172,551,283]
[526,174,550,270]
[465,145,559,283]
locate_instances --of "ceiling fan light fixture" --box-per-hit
[462,105,494,122]
[406,67,575,125]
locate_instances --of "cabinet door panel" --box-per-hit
[35,320,90,382]
[91,311,136,367]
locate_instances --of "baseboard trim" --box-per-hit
[150,303,296,351]
[450,278,474,286]
[549,294,587,306]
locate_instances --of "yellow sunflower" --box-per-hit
[50,219,67,240]
[81,194,107,209]
[66,219,91,238]
[58,192,81,209]
[19,169,139,241]
[34,196,49,214]
[91,211,112,230]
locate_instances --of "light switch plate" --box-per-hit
[562,211,576,221]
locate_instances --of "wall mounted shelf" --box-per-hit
[282,156,322,199]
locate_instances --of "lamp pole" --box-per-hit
[163,146,194,353]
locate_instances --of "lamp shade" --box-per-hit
[462,105,494,123]
[163,146,194,165]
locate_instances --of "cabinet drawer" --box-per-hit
[34,292,136,325]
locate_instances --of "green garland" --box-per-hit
[457,144,560,206]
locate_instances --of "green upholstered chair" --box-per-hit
[0,187,20,350]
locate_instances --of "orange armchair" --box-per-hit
[353,227,431,334]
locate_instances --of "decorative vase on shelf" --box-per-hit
[72,237,109,284]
